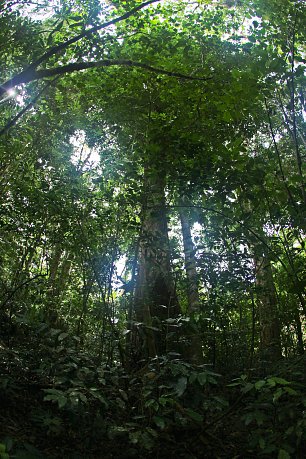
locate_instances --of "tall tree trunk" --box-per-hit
[179,204,200,313]
[134,166,179,358]
[45,244,63,325]
[294,309,304,355]
[254,254,282,361]
[179,203,203,363]
[45,247,72,326]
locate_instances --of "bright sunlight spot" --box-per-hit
[70,130,101,171]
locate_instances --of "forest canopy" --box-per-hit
[0,0,305,458]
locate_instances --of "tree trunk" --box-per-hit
[179,203,203,363]
[134,166,179,358]
[45,244,63,325]
[179,204,200,313]
[254,254,282,362]
[45,247,72,326]
[294,309,304,355]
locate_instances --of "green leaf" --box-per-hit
[58,332,68,341]
[146,427,158,438]
[255,380,266,390]
[174,377,187,397]
[242,383,254,394]
[185,409,203,423]
[244,413,254,426]
[129,431,140,444]
[43,388,63,395]
[158,396,169,406]
[58,395,68,408]
[3,438,13,453]
[270,377,291,386]
[119,389,128,401]
[254,411,266,426]
[278,449,291,459]
[44,394,58,402]
[273,388,283,403]
[284,387,298,396]
[153,416,166,429]
[197,372,208,386]
[222,111,233,122]
[259,437,265,449]
[70,15,83,21]
[79,393,87,403]
[14,443,44,459]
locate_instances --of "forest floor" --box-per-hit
[0,329,305,459]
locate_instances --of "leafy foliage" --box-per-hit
[0,0,305,457]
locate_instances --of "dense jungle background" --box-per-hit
[0,0,305,457]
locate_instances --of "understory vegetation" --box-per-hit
[0,0,305,458]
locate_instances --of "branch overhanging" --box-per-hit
[0,0,161,97]
[1,60,211,92]
[0,77,60,136]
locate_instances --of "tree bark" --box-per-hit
[179,203,203,363]
[45,247,72,326]
[134,166,179,358]
[0,0,161,97]
[294,309,304,355]
[254,254,282,362]
[179,204,200,314]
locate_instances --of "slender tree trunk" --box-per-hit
[179,204,200,313]
[254,254,282,361]
[249,289,256,368]
[179,203,203,363]
[294,309,304,354]
[45,244,63,324]
[76,272,93,337]
[58,255,72,294]
[45,247,72,326]
[134,166,179,358]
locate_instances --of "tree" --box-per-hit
[0,0,305,368]
[1,1,306,458]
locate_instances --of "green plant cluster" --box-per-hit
[1,323,305,457]
[0,0,305,457]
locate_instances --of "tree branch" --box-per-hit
[0,77,60,136]
[289,9,306,206]
[1,59,210,90]
[0,0,160,96]
[0,273,47,311]
[168,204,305,311]
[264,98,299,214]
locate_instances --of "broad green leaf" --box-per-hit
[197,372,207,386]
[255,380,266,390]
[174,377,187,397]
[242,383,254,394]
[259,437,265,449]
[153,416,166,429]
[273,388,283,403]
[284,387,298,396]
[278,449,291,459]
[270,377,291,386]
[185,409,203,423]
[58,332,68,341]
[58,395,68,408]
